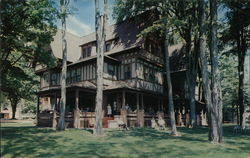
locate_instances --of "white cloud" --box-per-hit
[66,15,92,36]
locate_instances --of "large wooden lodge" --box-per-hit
[35,14,206,128]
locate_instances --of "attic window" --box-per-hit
[82,46,92,58]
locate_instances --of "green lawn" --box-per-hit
[1,123,249,158]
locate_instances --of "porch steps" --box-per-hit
[108,115,123,128]
[102,117,114,128]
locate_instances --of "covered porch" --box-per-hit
[37,87,206,128]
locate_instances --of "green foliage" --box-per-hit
[113,0,193,44]
[0,0,58,71]
[21,100,37,114]
[0,0,58,117]
[219,51,238,108]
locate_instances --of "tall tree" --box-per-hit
[198,0,214,142]
[0,0,57,118]
[165,28,178,136]
[94,0,107,136]
[57,0,70,131]
[2,59,39,119]
[222,0,250,128]
[169,0,199,128]
[209,0,223,143]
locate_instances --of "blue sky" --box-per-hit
[61,0,115,37]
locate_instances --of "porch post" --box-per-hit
[52,92,57,128]
[137,93,144,127]
[55,93,57,110]
[122,90,126,108]
[52,110,57,128]
[75,89,79,109]
[141,94,144,110]
[121,90,127,125]
[37,96,40,113]
[37,95,40,127]
[74,89,80,128]
[136,93,139,110]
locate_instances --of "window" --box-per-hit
[82,46,92,58]
[124,64,131,80]
[66,70,71,83]
[42,73,49,87]
[76,68,81,82]
[108,64,115,76]
[105,43,111,52]
[51,73,57,86]
[71,69,77,83]
[149,69,155,82]
[144,67,149,80]
[87,47,91,56]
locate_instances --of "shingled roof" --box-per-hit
[80,20,145,55]
[50,30,81,62]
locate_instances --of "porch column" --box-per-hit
[122,91,126,108]
[52,93,57,111]
[141,94,144,110]
[136,93,139,110]
[121,90,127,125]
[52,110,57,128]
[37,96,40,113]
[52,92,58,128]
[37,96,40,127]
[137,93,144,127]
[74,89,80,128]
[75,89,79,109]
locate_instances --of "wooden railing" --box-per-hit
[37,110,191,128]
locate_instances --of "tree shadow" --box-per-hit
[1,124,249,157]
[1,125,69,157]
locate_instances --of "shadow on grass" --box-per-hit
[1,126,68,157]
[1,124,249,158]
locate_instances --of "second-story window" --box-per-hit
[124,64,131,80]
[108,64,115,76]
[66,70,71,84]
[71,69,77,83]
[51,73,57,86]
[82,46,92,58]
[144,67,149,80]
[42,73,49,87]
[76,68,81,82]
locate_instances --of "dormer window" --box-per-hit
[105,42,111,52]
[82,46,91,58]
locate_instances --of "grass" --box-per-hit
[1,123,250,158]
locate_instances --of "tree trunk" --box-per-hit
[186,36,198,128]
[94,0,107,136]
[10,98,19,119]
[57,0,69,131]
[238,26,246,129]
[209,0,223,143]
[164,29,178,136]
[198,0,213,142]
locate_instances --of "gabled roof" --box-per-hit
[50,30,81,62]
[80,20,144,55]
[79,10,159,57]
